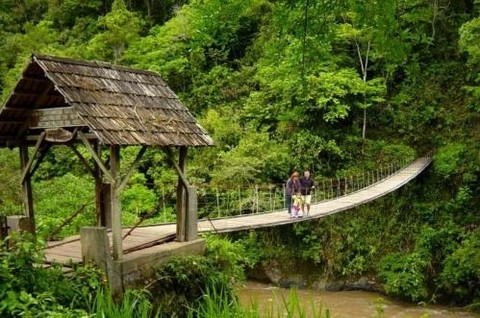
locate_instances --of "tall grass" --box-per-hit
[260,288,331,318]
[89,289,160,318]
[187,287,255,318]
[187,287,332,318]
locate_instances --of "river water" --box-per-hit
[238,281,480,318]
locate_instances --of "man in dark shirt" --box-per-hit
[300,170,314,216]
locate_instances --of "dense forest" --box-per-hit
[1,0,480,314]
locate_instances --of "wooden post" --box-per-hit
[110,145,122,260]
[78,134,113,228]
[0,216,7,240]
[185,186,198,241]
[19,145,35,234]
[93,141,106,227]
[176,146,187,242]
[103,184,112,228]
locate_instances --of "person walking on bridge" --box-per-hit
[300,170,315,216]
[286,172,300,215]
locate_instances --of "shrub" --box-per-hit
[205,234,254,282]
[147,255,235,317]
[433,143,466,180]
[378,252,428,302]
[439,233,480,305]
[0,234,105,317]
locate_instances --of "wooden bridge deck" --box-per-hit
[45,156,432,265]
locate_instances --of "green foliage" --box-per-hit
[34,147,84,180]
[235,231,269,266]
[210,130,290,186]
[205,234,254,282]
[0,150,21,216]
[187,286,249,318]
[306,69,367,123]
[277,288,332,318]
[88,0,143,63]
[91,288,159,318]
[414,223,462,260]
[34,173,95,239]
[361,140,415,169]
[199,108,243,150]
[287,132,342,174]
[188,286,332,318]
[121,172,157,224]
[439,232,480,304]
[0,21,62,101]
[46,0,103,29]
[148,255,236,317]
[459,17,480,67]
[433,143,466,180]
[378,252,428,301]
[0,234,47,303]
[0,234,106,317]
[459,16,480,110]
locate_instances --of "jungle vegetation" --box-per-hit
[0,0,480,312]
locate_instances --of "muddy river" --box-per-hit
[238,281,480,318]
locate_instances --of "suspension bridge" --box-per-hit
[44,154,432,265]
[0,54,433,291]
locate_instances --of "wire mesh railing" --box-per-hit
[195,155,431,219]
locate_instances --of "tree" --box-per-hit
[335,0,408,151]
[459,16,480,110]
[88,0,143,63]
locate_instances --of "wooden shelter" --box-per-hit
[0,54,213,262]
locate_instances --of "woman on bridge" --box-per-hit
[286,172,301,215]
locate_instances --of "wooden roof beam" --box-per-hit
[78,131,114,183]
[20,132,46,185]
[163,146,190,188]
[26,132,97,142]
[68,143,96,178]
[117,146,147,194]
[0,132,97,148]
[29,144,51,178]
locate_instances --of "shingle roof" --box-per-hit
[0,54,214,147]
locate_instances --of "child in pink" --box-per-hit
[291,193,304,218]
